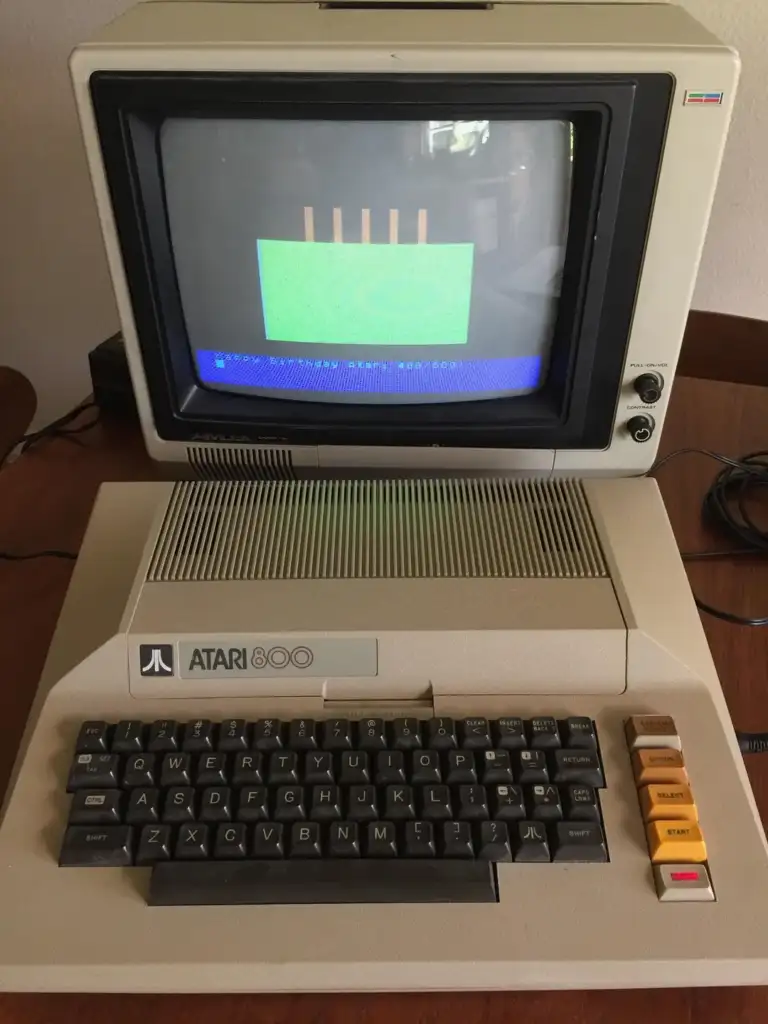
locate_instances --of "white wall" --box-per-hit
[0,0,765,425]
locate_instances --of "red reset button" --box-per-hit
[654,863,714,902]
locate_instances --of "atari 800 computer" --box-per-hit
[2,0,767,993]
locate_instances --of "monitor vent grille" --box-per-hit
[147,479,606,582]
[186,445,295,481]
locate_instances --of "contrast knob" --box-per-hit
[634,372,664,404]
[627,415,655,443]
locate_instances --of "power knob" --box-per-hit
[627,415,655,443]
[634,372,664,404]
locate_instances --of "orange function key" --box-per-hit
[646,820,707,863]
[632,748,688,787]
[640,783,698,823]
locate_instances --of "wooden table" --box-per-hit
[1,374,768,1022]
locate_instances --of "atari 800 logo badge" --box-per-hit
[139,644,174,677]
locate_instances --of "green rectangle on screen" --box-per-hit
[257,239,474,345]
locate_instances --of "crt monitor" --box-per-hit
[70,0,738,477]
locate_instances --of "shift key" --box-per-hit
[59,826,134,867]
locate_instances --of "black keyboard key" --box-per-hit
[477,820,513,862]
[305,751,334,784]
[274,785,305,822]
[160,752,192,787]
[563,717,597,750]
[136,824,172,865]
[291,822,323,858]
[482,750,514,784]
[492,784,526,822]
[528,716,561,749]
[517,749,549,784]
[75,721,110,754]
[59,825,133,867]
[268,751,299,785]
[122,753,155,788]
[112,720,145,754]
[200,786,232,822]
[347,785,378,821]
[375,750,406,785]
[391,718,421,751]
[404,821,436,858]
[420,784,452,821]
[126,787,160,825]
[427,718,457,751]
[442,820,475,858]
[328,821,361,858]
[218,719,249,752]
[552,749,604,788]
[176,823,210,860]
[183,719,215,753]
[147,720,179,753]
[446,751,477,785]
[197,753,228,786]
[237,786,270,822]
[252,719,283,752]
[232,752,263,786]
[384,785,415,821]
[322,719,353,751]
[288,719,317,751]
[565,785,601,822]
[358,718,388,751]
[366,821,397,857]
[411,750,441,784]
[460,718,492,750]
[339,751,370,785]
[163,787,196,823]
[214,823,248,859]
[310,785,342,822]
[552,821,608,862]
[252,822,285,858]
[494,717,526,750]
[67,753,120,791]
[457,785,489,821]
[530,783,563,822]
[513,820,550,862]
[69,790,123,825]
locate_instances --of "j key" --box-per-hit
[274,785,305,822]
[322,719,353,751]
[288,719,317,751]
[75,721,110,754]
[494,717,526,750]
[565,785,601,822]
[218,719,249,752]
[232,752,263,786]
[59,825,133,867]
[147,720,180,753]
[122,753,155,788]
[112,720,145,754]
[214,824,248,859]
[492,784,526,822]
[513,820,551,862]
[477,820,513,862]
[457,785,489,821]
[136,824,172,865]
[197,753,228,786]
[305,752,335,784]
[530,783,563,822]
[252,719,283,752]
[69,790,123,825]
[528,716,561,749]
[428,718,458,751]
[563,717,597,750]
[482,750,514,784]
[126,787,160,825]
[237,786,270,822]
[200,786,232,822]
[328,821,361,857]
[392,718,422,751]
[420,784,452,821]
[517,749,549,784]
[412,750,441,784]
[461,718,492,750]
[375,750,406,785]
[163,787,196,823]
[269,751,299,785]
[291,822,323,858]
[366,821,398,857]
[553,749,604,788]
[385,785,416,820]
[252,822,285,858]
[161,753,192,787]
[446,751,477,784]
[67,753,120,791]
[310,785,343,822]
[404,821,436,857]
[183,719,215,753]
[176,823,210,860]
[442,820,475,858]
[347,785,378,821]
[552,821,608,862]
[358,718,388,751]
[339,751,370,785]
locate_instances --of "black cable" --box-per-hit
[737,732,768,755]
[1,398,99,469]
[0,550,77,562]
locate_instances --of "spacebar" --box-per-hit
[149,860,498,905]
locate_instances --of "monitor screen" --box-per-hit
[161,116,573,405]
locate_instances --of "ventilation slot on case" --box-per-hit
[186,446,295,481]
[147,478,607,582]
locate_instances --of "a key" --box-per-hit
[552,749,604,788]
[513,820,550,862]
[237,786,270,822]
[565,785,600,822]
[269,751,299,785]
[126,787,160,825]
[482,750,514,784]
[456,785,489,821]
[252,719,283,752]
[477,820,513,862]
[357,718,388,751]
[290,822,323,858]
[214,824,248,859]
[183,719,215,753]
[232,752,263,786]
[516,749,549,784]
[136,824,172,865]
[163,786,196,823]
[347,785,378,821]
[460,718,492,750]
[552,821,608,862]
[328,821,361,857]
[197,753,228,786]
[446,750,477,784]
[427,718,457,751]
[494,717,526,750]
[59,825,133,867]
[69,790,122,825]
[366,821,397,857]
[404,821,436,857]
[563,717,597,749]
[339,751,370,785]
[420,784,452,821]
[176,823,210,860]
[67,753,120,792]
[528,716,561,749]
[530,783,563,822]
[122,753,155,788]
[252,822,285,858]
[288,719,318,751]
[274,785,305,822]
[75,721,110,754]
[147,720,180,753]
[375,750,406,785]
[160,752,192,787]
[112,720,145,754]
[384,785,415,820]
[391,718,422,751]
[322,719,353,751]
[218,719,249,752]
[442,820,475,858]
[492,784,526,822]
[411,750,441,784]
[200,786,232,822]
[305,751,334,784]
[310,785,343,822]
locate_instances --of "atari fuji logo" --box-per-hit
[139,644,174,677]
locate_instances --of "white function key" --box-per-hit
[654,863,714,902]
[625,715,682,751]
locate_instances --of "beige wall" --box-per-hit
[0,0,764,425]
